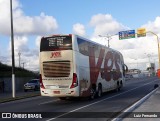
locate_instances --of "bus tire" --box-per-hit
[97,84,102,97]
[115,82,120,92]
[90,85,96,100]
[117,81,123,91]
[120,81,123,90]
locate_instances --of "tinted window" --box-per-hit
[77,38,101,58]
[77,38,89,56]
[40,36,72,51]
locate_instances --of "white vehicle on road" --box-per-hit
[39,34,127,100]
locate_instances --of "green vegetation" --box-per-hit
[0,62,39,77]
[0,92,40,103]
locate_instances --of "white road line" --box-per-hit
[126,77,157,85]
[111,87,159,121]
[39,99,59,105]
[46,79,158,121]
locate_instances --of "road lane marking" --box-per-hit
[39,99,59,105]
[126,77,157,85]
[111,87,159,121]
[46,79,159,121]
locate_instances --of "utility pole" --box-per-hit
[144,53,151,64]
[106,34,112,48]
[21,62,25,69]
[99,33,118,48]
[147,31,160,68]
[99,34,111,47]
[134,59,138,69]
[10,0,15,98]
[18,51,21,68]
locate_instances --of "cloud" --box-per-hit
[142,16,160,35]
[14,12,58,35]
[89,14,128,36]
[8,36,29,60]
[0,0,58,71]
[0,0,58,36]
[14,36,29,52]
[89,14,136,50]
[88,14,160,70]
[1,0,160,71]
[72,23,86,36]
[35,36,42,48]
[7,35,40,70]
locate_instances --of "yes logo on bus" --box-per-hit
[50,51,61,58]
[89,47,121,83]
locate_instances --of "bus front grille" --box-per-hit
[43,61,70,77]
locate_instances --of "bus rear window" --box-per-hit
[40,36,72,51]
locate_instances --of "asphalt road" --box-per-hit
[0,76,159,121]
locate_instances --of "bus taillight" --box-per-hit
[70,73,78,89]
[40,74,45,89]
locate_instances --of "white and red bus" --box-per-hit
[39,34,127,100]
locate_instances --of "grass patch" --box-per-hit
[0,93,40,103]
[0,62,38,77]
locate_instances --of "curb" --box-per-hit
[111,87,159,121]
[0,93,40,103]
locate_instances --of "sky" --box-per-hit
[0,0,160,71]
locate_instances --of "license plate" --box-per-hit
[54,91,60,94]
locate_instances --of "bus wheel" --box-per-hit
[117,83,122,91]
[59,97,67,100]
[90,87,96,100]
[120,81,123,90]
[115,83,120,92]
[97,84,102,97]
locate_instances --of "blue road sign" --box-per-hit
[119,30,135,40]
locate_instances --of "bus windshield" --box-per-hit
[40,35,72,51]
